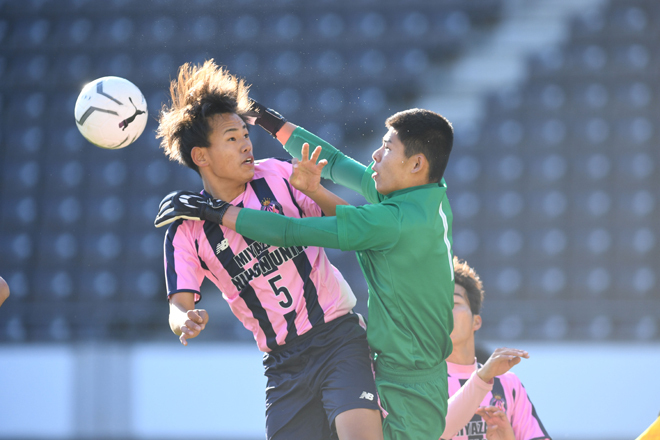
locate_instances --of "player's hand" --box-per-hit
[476,406,515,440]
[477,347,529,383]
[155,190,231,227]
[178,309,209,346]
[290,143,327,195]
[244,99,287,138]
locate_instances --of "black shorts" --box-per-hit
[263,313,379,440]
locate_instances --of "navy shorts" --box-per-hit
[263,313,379,440]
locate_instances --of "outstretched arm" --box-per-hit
[155,191,398,252]
[248,100,369,195]
[154,190,342,249]
[223,206,341,249]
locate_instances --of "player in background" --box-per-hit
[440,257,550,440]
[155,60,383,440]
[0,276,9,307]
[157,103,456,439]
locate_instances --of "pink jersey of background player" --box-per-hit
[164,158,357,352]
[445,361,550,440]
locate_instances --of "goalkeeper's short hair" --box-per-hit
[385,108,453,183]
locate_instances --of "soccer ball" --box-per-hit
[74,76,148,149]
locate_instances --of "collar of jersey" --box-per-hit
[200,188,246,205]
[383,180,446,199]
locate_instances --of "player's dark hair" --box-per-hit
[453,256,484,316]
[385,108,453,183]
[157,59,252,173]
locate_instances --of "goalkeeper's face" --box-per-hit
[197,113,255,186]
[371,128,416,195]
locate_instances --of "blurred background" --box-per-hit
[0,0,659,439]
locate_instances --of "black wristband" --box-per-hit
[199,203,231,225]
[251,101,287,138]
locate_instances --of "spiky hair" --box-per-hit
[157,59,252,173]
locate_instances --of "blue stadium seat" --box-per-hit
[0,233,34,265]
[526,190,568,224]
[39,196,83,230]
[33,268,77,301]
[3,271,31,302]
[452,227,480,258]
[79,232,124,266]
[124,231,163,265]
[529,228,568,259]
[36,233,80,267]
[3,315,28,342]
[530,154,568,185]
[0,196,38,230]
[121,269,163,301]
[41,160,85,195]
[79,268,121,299]
[85,159,129,191]
[90,195,127,224]
[1,160,40,194]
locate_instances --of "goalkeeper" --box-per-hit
[157,104,456,439]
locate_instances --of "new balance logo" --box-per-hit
[216,239,229,254]
[359,391,374,401]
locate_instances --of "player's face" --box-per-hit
[450,284,481,347]
[371,128,411,195]
[201,113,254,186]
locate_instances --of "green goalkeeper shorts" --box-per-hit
[376,360,448,440]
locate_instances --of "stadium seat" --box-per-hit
[35,233,80,267]
[0,196,38,231]
[452,227,480,257]
[3,271,31,302]
[3,315,28,342]
[120,269,163,300]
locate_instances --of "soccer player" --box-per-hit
[157,104,456,439]
[0,276,9,307]
[154,60,383,440]
[441,257,550,440]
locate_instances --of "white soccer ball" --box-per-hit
[74,76,148,149]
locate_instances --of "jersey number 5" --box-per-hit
[268,275,293,308]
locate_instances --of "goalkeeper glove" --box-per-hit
[244,99,287,138]
[154,190,231,228]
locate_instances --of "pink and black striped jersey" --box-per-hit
[163,158,358,352]
[446,361,551,440]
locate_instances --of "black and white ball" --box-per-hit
[74,76,148,149]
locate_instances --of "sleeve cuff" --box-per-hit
[167,289,202,303]
[471,370,495,390]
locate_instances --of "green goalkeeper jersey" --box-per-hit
[236,127,454,371]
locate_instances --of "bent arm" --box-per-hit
[277,123,368,194]
[441,371,493,439]
[304,185,349,217]
[168,291,197,336]
[169,291,209,346]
